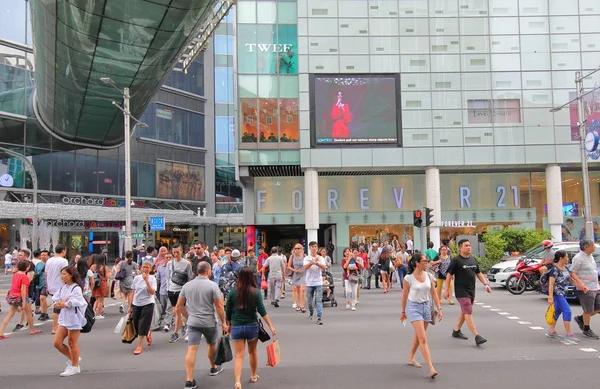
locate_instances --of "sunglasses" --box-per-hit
[294,247,302,250]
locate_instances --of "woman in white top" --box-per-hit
[52,265,88,377]
[400,253,443,379]
[128,260,157,355]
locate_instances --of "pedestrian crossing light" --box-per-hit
[413,209,423,228]
[425,208,434,227]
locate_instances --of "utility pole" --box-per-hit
[576,71,594,241]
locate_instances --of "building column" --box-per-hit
[426,167,442,250]
[546,165,563,241]
[242,180,255,227]
[304,168,319,244]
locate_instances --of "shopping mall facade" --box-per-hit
[0,0,243,259]
[232,0,600,257]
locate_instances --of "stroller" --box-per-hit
[322,270,338,307]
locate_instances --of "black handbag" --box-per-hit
[257,317,271,343]
[213,335,233,365]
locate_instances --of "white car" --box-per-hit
[486,257,541,287]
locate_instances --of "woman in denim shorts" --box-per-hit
[400,253,443,379]
[226,267,277,389]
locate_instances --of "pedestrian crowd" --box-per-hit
[2,236,600,385]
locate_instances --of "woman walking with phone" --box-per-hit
[400,253,443,379]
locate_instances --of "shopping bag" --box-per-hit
[261,280,268,290]
[113,315,128,335]
[266,338,281,367]
[213,335,233,365]
[150,298,163,331]
[545,304,556,326]
[121,317,137,344]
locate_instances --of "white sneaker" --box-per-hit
[292,303,297,309]
[66,357,82,367]
[163,325,170,332]
[356,301,359,305]
[94,315,105,320]
[60,365,81,377]
[345,304,350,310]
[351,305,356,311]
[184,335,189,342]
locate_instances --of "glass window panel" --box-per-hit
[519,0,548,15]
[188,113,205,148]
[237,25,258,73]
[490,17,519,35]
[215,117,235,152]
[279,76,298,98]
[257,1,276,23]
[428,0,459,17]
[258,75,278,98]
[490,0,518,16]
[550,16,580,34]
[162,57,204,95]
[215,67,234,103]
[51,152,75,192]
[74,150,98,193]
[237,2,257,23]
[256,24,278,74]
[29,148,51,191]
[240,98,258,143]
[549,0,578,15]
[258,98,278,143]
[96,156,118,195]
[257,150,279,164]
[277,24,298,74]
[238,75,258,97]
[138,162,155,197]
[277,1,297,23]
[214,35,233,55]
[279,98,299,142]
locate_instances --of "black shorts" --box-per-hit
[168,291,180,308]
[39,287,48,297]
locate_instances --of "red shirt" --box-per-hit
[9,272,30,297]
[342,257,363,280]
[257,253,269,271]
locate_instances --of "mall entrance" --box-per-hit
[255,224,335,256]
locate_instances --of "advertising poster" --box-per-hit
[569,90,600,144]
[311,75,400,145]
[156,160,205,201]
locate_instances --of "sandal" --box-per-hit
[30,330,42,336]
[0,335,8,340]
[235,382,242,389]
[300,307,306,313]
[146,332,152,346]
[408,360,422,368]
[133,347,143,355]
[250,375,259,383]
[295,307,301,312]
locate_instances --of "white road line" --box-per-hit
[482,305,492,308]
[518,321,532,325]
[507,317,520,320]
[475,302,483,305]
[498,312,510,315]
[490,309,500,312]
[530,326,544,330]
[580,348,598,352]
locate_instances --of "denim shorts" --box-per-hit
[230,323,259,341]
[406,300,432,323]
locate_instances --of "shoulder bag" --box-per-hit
[170,260,189,287]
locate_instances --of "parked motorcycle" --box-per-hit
[506,258,543,295]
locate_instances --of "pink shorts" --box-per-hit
[457,296,474,315]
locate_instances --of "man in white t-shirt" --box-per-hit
[45,244,69,334]
[406,236,414,254]
[4,249,12,274]
[303,241,327,325]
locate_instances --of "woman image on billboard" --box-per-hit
[331,91,352,138]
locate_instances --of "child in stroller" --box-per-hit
[321,270,338,307]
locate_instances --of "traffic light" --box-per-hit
[425,208,434,227]
[413,209,423,228]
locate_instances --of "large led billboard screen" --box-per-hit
[310,74,401,146]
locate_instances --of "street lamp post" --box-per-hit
[100,78,147,252]
[550,65,600,241]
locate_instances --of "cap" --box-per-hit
[141,244,146,248]
[372,243,378,247]
[231,249,241,258]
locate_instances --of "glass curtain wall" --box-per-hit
[237,0,300,165]
[214,9,243,214]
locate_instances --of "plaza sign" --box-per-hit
[61,196,145,208]
[245,43,293,53]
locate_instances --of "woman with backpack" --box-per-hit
[129,260,157,355]
[342,248,363,311]
[52,265,88,377]
[435,246,454,305]
[91,254,109,319]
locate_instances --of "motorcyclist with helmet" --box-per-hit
[539,240,555,275]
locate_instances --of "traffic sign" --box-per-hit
[149,217,165,231]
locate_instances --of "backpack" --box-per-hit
[32,263,45,287]
[219,261,242,296]
[80,303,96,333]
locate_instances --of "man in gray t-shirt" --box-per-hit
[166,244,194,343]
[262,247,286,307]
[570,239,600,340]
[178,262,226,383]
